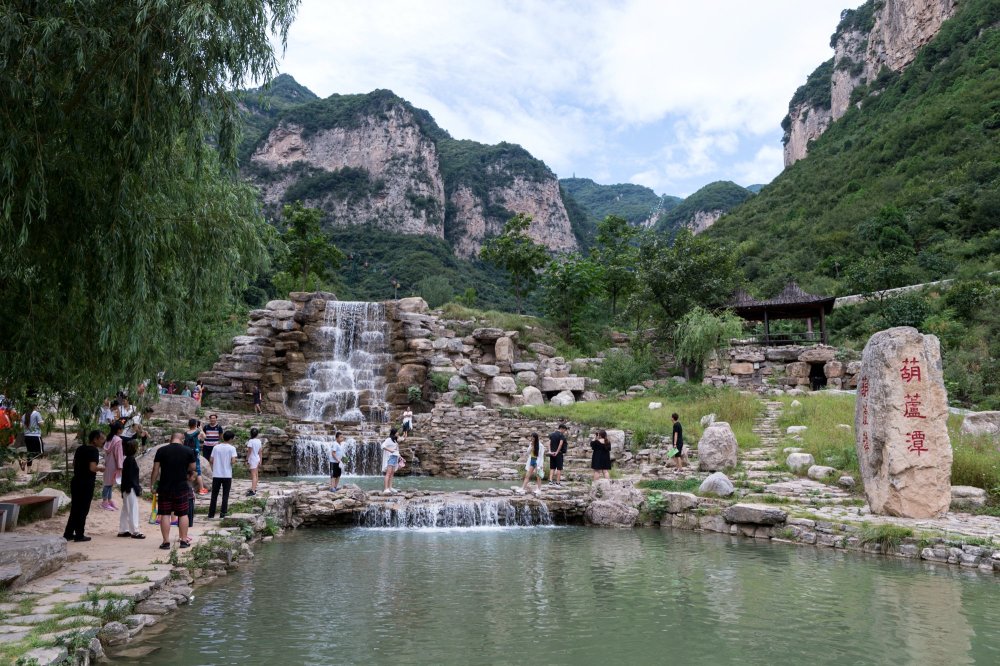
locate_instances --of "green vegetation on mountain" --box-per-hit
[654,181,753,233]
[781,58,834,143]
[559,177,666,226]
[711,0,1000,299]
[237,73,318,160]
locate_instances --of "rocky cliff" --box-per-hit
[652,181,753,234]
[243,87,577,258]
[783,0,958,166]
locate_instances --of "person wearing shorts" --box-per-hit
[547,424,568,486]
[151,433,197,550]
[246,428,262,496]
[329,431,345,492]
[671,413,685,470]
[401,408,413,439]
[380,428,403,495]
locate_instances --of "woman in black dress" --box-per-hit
[590,430,612,481]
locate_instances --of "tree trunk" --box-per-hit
[63,415,69,473]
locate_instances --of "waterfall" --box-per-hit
[358,499,553,529]
[290,301,390,475]
[290,436,382,477]
[298,301,390,424]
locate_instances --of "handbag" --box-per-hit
[148,493,158,524]
[665,447,679,458]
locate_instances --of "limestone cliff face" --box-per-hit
[864,0,958,80]
[684,210,725,235]
[783,0,957,167]
[251,105,446,238]
[784,104,833,167]
[247,92,577,257]
[452,175,576,258]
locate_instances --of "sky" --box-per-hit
[276,0,852,197]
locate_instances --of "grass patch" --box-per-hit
[438,303,563,350]
[859,523,913,553]
[637,478,702,492]
[523,383,761,448]
[777,393,858,474]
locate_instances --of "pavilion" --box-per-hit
[729,282,836,346]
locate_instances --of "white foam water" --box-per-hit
[358,499,553,529]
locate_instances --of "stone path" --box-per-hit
[742,400,791,484]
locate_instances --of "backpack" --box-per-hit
[183,431,200,451]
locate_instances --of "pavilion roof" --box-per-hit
[728,282,835,320]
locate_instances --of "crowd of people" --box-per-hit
[64,412,265,549]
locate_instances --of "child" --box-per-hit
[246,427,262,496]
[117,439,145,538]
[208,430,238,519]
[102,422,124,510]
[329,431,345,492]
[518,432,544,495]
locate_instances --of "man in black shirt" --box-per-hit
[64,430,105,542]
[547,424,568,486]
[671,413,685,470]
[151,432,197,550]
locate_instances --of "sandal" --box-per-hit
[131,533,146,539]
[180,537,193,546]
[179,540,190,549]
[117,532,132,538]
[159,542,171,550]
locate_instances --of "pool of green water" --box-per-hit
[276,475,503,492]
[129,527,1000,665]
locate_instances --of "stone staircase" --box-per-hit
[742,400,790,485]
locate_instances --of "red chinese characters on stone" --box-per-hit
[900,358,922,383]
[903,393,926,419]
[863,431,870,452]
[859,377,870,398]
[906,431,928,456]
[862,404,869,426]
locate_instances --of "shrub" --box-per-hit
[859,523,913,552]
[415,275,454,309]
[596,348,657,392]
[406,385,422,404]
[429,372,451,393]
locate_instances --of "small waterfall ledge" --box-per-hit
[285,486,590,528]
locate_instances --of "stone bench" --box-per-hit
[0,495,61,530]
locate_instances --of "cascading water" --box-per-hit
[290,301,389,476]
[358,499,553,529]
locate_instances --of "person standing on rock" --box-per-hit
[208,430,238,520]
[200,414,223,492]
[102,421,124,511]
[246,427,262,496]
[64,430,105,542]
[670,413,685,471]
[401,407,414,439]
[252,383,262,414]
[519,432,543,494]
[590,430,612,481]
[151,432,197,550]
[381,428,404,495]
[183,419,206,494]
[329,431,345,492]
[547,424,568,486]
[117,439,145,539]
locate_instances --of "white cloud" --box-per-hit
[277,0,848,194]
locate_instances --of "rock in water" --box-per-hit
[584,501,639,528]
[854,327,952,518]
[696,422,738,471]
[699,472,735,497]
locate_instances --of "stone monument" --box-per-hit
[854,327,952,517]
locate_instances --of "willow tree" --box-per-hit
[0,1,299,400]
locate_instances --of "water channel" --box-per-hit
[130,526,1000,665]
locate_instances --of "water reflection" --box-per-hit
[130,528,1000,666]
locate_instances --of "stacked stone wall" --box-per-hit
[704,344,861,394]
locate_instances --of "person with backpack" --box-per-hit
[183,419,206,494]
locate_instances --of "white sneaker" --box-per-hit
[514,487,525,494]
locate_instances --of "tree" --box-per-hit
[0,1,299,401]
[674,307,745,378]
[591,215,638,316]
[416,275,455,309]
[541,253,603,348]
[635,229,743,332]
[275,201,344,292]
[479,213,549,313]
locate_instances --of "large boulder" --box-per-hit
[584,501,639,527]
[606,429,626,458]
[807,465,837,481]
[540,377,585,393]
[472,327,504,342]
[798,346,837,363]
[522,386,544,406]
[487,376,518,395]
[0,536,68,589]
[960,412,1000,439]
[151,394,199,419]
[854,327,952,518]
[138,444,212,484]
[659,492,699,513]
[723,504,787,525]
[699,472,735,497]
[696,422,738,471]
[494,337,515,365]
[550,390,575,406]
[786,452,814,473]
[396,297,429,314]
[950,486,988,510]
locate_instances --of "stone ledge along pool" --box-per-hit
[126,526,1000,666]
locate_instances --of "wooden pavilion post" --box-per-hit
[763,310,770,346]
[819,306,827,345]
